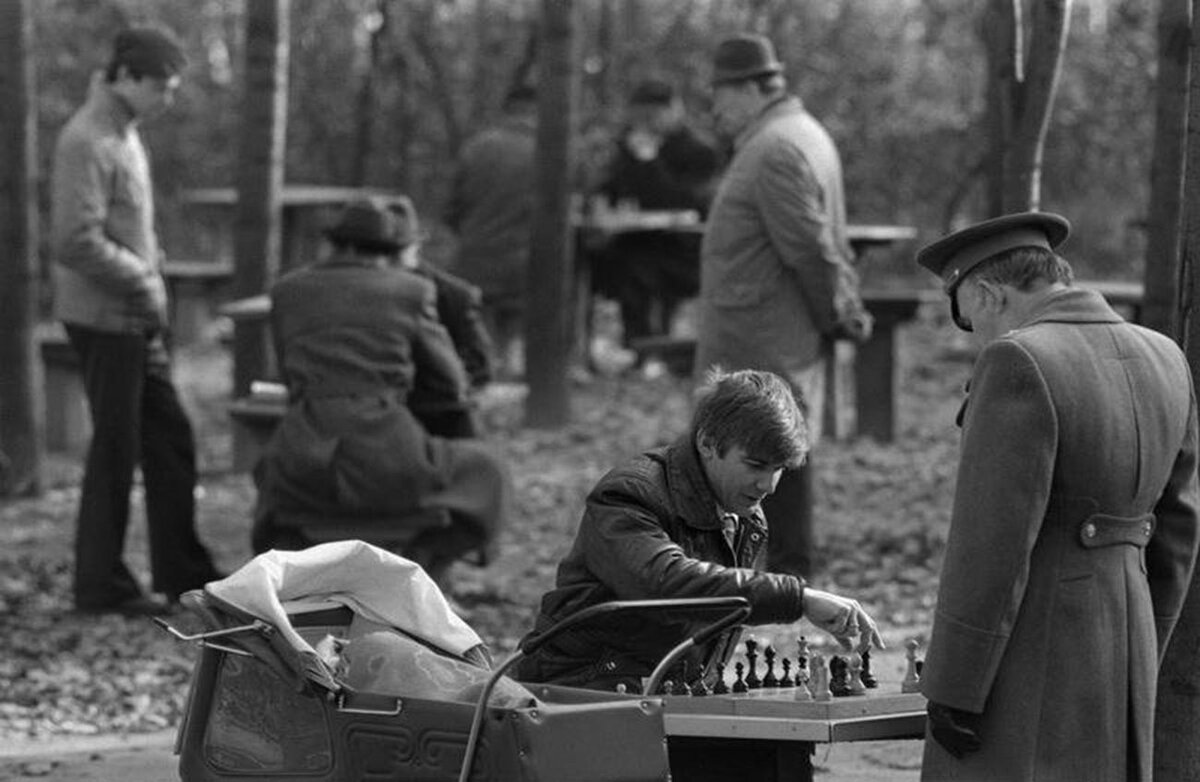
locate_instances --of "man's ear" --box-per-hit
[695,431,714,459]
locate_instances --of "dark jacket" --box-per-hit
[601,124,721,216]
[516,436,806,692]
[921,288,1200,782]
[257,255,506,547]
[415,262,494,390]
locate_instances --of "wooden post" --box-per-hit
[1143,0,1191,338]
[524,0,577,428]
[0,0,43,496]
[233,0,290,398]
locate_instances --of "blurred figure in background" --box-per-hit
[52,26,222,615]
[445,84,538,379]
[592,78,722,351]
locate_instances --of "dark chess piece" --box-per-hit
[672,679,692,697]
[692,675,710,697]
[779,658,794,688]
[712,662,729,695]
[860,648,879,689]
[744,638,761,689]
[796,636,811,685]
[829,655,852,697]
[732,661,748,694]
[902,638,922,693]
[762,646,779,687]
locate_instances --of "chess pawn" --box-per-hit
[779,658,794,688]
[744,638,761,689]
[762,645,779,687]
[692,675,710,697]
[732,661,748,694]
[860,648,879,689]
[810,653,833,702]
[712,662,729,696]
[848,654,866,695]
[901,638,922,693]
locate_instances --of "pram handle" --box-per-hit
[458,596,751,782]
[152,616,274,658]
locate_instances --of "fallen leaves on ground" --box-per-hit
[0,307,969,742]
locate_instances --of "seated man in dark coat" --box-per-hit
[252,199,510,585]
[591,78,722,349]
[516,369,881,693]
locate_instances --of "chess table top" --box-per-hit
[662,684,927,743]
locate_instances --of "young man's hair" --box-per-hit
[970,246,1074,291]
[104,26,187,83]
[691,368,808,468]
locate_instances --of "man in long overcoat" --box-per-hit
[694,34,872,579]
[253,200,510,584]
[916,212,1200,781]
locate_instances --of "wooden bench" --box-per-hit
[162,259,234,345]
[36,323,91,455]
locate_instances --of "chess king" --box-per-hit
[916,212,1200,781]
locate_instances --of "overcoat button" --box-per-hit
[1083,523,1097,538]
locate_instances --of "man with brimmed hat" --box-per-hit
[52,24,222,616]
[591,76,721,351]
[694,33,872,581]
[914,211,1200,781]
[252,198,510,587]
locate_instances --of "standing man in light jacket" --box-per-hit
[695,34,872,580]
[916,212,1200,781]
[52,26,221,615]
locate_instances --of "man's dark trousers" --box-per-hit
[66,325,218,608]
[762,459,814,579]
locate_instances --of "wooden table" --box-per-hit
[181,185,410,270]
[162,259,234,344]
[661,687,926,781]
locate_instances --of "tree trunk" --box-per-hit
[525,0,577,429]
[1157,2,1200,776]
[1143,0,1191,338]
[0,0,43,497]
[350,0,387,186]
[233,0,290,397]
[981,0,1071,215]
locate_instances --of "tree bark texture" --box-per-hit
[1157,1,1200,777]
[525,0,577,429]
[982,0,1071,215]
[1143,0,1191,339]
[233,0,290,396]
[0,0,43,496]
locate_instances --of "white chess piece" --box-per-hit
[901,638,922,693]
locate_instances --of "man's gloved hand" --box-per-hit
[927,701,983,759]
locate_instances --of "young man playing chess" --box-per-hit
[916,212,1200,781]
[516,369,883,693]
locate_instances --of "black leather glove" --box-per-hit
[927,701,983,759]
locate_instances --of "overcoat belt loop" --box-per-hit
[1079,513,1156,548]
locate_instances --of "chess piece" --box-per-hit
[860,648,878,689]
[732,661,748,694]
[661,679,674,695]
[796,636,811,686]
[829,655,851,697]
[762,645,779,687]
[901,638,922,693]
[672,679,692,697]
[744,638,761,689]
[779,658,794,688]
[712,662,729,695]
[848,654,866,695]
[810,653,833,701]
[692,675,710,697]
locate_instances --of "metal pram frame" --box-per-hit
[159,592,750,782]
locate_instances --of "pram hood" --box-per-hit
[205,540,484,662]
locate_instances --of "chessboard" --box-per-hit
[661,637,927,744]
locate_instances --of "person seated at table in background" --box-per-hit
[388,195,494,438]
[515,369,882,693]
[251,199,510,586]
[590,78,723,352]
[444,84,538,380]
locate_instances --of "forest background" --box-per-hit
[30,0,1155,287]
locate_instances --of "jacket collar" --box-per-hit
[90,82,139,133]
[1012,286,1124,332]
[663,436,767,533]
[734,94,804,151]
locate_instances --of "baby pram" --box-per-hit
[158,541,749,782]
